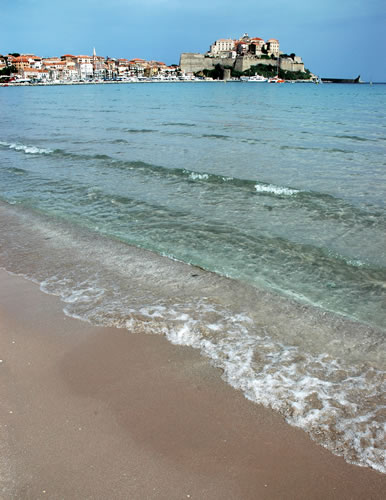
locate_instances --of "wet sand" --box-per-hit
[0,269,385,499]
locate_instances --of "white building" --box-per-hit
[75,55,93,79]
[21,67,49,81]
[209,38,235,56]
[266,39,280,57]
[42,58,66,80]
[27,56,43,69]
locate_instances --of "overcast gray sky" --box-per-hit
[1,0,385,80]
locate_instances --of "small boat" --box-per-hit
[268,76,285,83]
[240,75,268,82]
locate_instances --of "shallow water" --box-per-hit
[0,82,385,472]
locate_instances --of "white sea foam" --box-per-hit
[40,278,105,306]
[160,308,386,473]
[188,172,209,181]
[255,183,299,196]
[40,271,384,473]
[0,141,53,155]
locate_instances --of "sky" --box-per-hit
[1,0,386,81]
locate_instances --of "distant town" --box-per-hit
[0,49,180,84]
[0,34,319,86]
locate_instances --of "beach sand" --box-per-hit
[0,269,385,499]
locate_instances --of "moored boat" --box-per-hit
[240,75,268,82]
[268,76,285,83]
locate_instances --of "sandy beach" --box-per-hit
[0,269,385,499]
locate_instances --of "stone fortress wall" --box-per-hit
[180,53,305,75]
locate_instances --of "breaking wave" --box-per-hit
[0,141,53,155]
[254,183,299,196]
[0,140,302,197]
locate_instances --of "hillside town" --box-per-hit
[0,34,316,85]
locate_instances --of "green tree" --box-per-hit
[201,64,223,80]
[240,64,277,78]
[0,65,16,76]
[278,68,311,80]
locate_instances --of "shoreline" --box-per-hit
[2,79,380,89]
[1,78,318,87]
[1,269,385,499]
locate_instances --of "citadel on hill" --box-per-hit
[180,33,312,79]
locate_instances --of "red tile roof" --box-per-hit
[23,68,48,73]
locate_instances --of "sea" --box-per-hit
[0,81,385,473]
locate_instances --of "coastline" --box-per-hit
[0,76,319,87]
[0,79,312,87]
[1,269,385,499]
[2,78,380,89]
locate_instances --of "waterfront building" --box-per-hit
[20,67,49,81]
[92,48,105,79]
[63,62,78,81]
[129,58,147,76]
[42,57,67,80]
[74,55,93,79]
[59,55,78,80]
[145,61,168,77]
[117,58,131,78]
[13,56,30,72]
[59,56,77,80]
[105,58,118,79]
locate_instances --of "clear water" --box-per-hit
[0,82,385,472]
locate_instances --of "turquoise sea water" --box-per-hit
[0,82,385,472]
